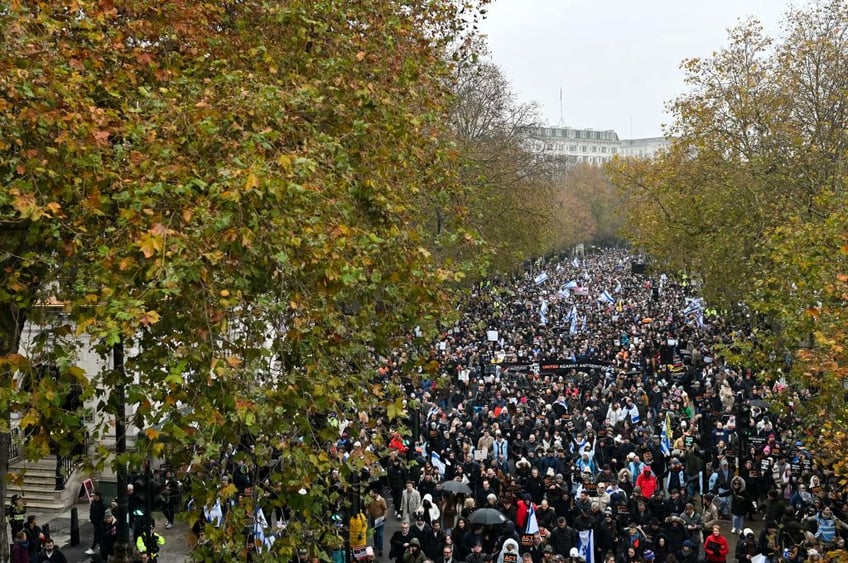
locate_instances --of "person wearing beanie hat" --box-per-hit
[99,508,118,562]
[678,540,698,563]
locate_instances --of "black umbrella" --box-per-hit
[469,508,508,526]
[750,399,769,409]
[440,480,473,496]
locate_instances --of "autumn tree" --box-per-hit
[554,163,625,248]
[445,51,568,272]
[1,1,489,560]
[607,0,848,471]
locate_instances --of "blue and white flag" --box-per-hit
[254,507,275,552]
[431,451,447,476]
[572,256,580,268]
[539,299,549,326]
[569,305,578,335]
[564,280,578,289]
[598,290,615,304]
[534,272,549,285]
[660,412,672,457]
[525,503,540,535]
[578,529,594,563]
[558,288,570,299]
[682,298,704,317]
[614,279,622,294]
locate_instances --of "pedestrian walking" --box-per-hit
[86,491,107,556]
[160,470,182,529]
[99,509,118,563]
[367,487,389,557]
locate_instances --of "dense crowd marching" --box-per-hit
[358,250,844,563]
[9,250,845,563]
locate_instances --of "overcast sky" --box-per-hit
[479,0,811,139]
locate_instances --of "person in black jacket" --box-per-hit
[99,510,118,563]
[549,517,578,557]
[34,538,68,563]
[8,495,26,539]
[390,521,416,563]
[85,491,107,556]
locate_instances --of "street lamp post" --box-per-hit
[113,340,131,563]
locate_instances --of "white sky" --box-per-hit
[478,0,811,139]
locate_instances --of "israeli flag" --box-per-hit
[525,503,540,535]
[558,288,570,299]
[629,405,640,424]
[682,298,704,317]
[572,256,580,268]
[539,299,549,326]
[254,507,275,553]
[598,290,615,304]
[661,412,672,457]
[569,306,578,335]
[534,272,549,285]
[431,451,447,476]
[205,499,223,527]
[578,529,595,563]
[564,280,578,289]
[614,279,622,294]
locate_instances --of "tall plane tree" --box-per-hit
[0,1,489,560]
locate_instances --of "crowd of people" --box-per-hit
[359,249,844,563]
[9,249,843,563]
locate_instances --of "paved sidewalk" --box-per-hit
[40,501,194,563]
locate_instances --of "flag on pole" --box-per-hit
[569,305,578,335]
[534,272,549,285]
[539,299,549,326]
[572,256,580,268]
[661,412,672,457]
[564,280,578,289]
[598,290,615,304]
[525,503,540,535]
[578,529,595,563]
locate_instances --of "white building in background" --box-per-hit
[524,125,670,164]
[618,137,670,159]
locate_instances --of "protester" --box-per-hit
[33,538,67,563]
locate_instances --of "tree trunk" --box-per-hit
[0,431,9,563]
[0,299,26,563]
